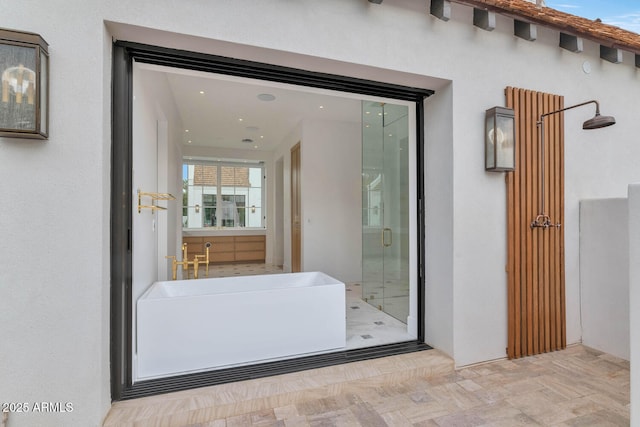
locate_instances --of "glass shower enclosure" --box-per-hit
[361,101,410,323]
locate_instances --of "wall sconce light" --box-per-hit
[0,28,49,139]
[195,204,200,213]
[531,100,615,229]
[251,205,256,213]
[485,106,516,172]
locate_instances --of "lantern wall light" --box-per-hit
[485,106,516,172]
[0,28,49,139]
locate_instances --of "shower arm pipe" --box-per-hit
[532,100,599,229]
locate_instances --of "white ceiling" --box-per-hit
[141,64,365,153]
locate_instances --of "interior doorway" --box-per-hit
[275,156,285,268]
[290,142,301,272]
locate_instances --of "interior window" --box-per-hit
[183,160,264,229]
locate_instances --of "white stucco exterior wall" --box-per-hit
[630,184,640,425]
[424,83,455,357]
[0,2,113,426]
[579,199,630,360]
[2,0,640,425]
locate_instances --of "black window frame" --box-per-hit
[111,40,433,401]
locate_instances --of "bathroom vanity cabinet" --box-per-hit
[182,234,265,263]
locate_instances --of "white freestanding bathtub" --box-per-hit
[136,271,346,379]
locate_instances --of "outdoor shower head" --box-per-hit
[582,112,616,129]
[540,100,616,130]
[532,99,616,229]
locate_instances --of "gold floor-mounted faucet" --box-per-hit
[166,242,211,280]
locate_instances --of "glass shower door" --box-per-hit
[362,101,410,323]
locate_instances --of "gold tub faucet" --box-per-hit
[166,242,211,280]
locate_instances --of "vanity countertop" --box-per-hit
[182,229,266,237]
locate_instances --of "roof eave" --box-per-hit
[451,0,640,55]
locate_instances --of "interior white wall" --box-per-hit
[132,70,185,276]
[579,199,629,360]
[157,120,170,279]
[154,87,184,281]
[3,1,640,424]
[300,119,362,283]
[131,68,184,380]
[167,123,184,276]
[131,67,159,380]
[132,67,159,302]
[629,184,640,425]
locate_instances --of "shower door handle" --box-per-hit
[382,228,392,247]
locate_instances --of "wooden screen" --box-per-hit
[505,87,566,359]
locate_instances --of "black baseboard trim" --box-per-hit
[121,341,432,400]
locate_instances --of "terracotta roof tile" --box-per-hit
[452,0,640,54]
[193,165,250,187]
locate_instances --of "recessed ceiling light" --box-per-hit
[319,105,324,109]
[257,93,276,102]
[199,91,204,95]
[185,129,189,132]
[254,145,258,149]
[188,140,192,144]
[260,135,264,139]
[238,118,243,122]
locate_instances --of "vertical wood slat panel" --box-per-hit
[548,94,558,351]
[531,92,540,354]
[518,89,527,357]
[556,97,566,350]
[548,95,555,350]
[506,88,516,359]
[553,97,560,349]
[543,92,551,353]
[511,86,523,358]
[524,90,533,356]
[559,103,566,349]
[505,87,566,359]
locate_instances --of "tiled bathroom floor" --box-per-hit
[103,345,630,426]
[345,283,414,349]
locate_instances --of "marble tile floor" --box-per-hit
[345,283,414,349]
[103,344,630,426]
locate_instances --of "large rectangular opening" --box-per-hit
[111,41,433,400]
